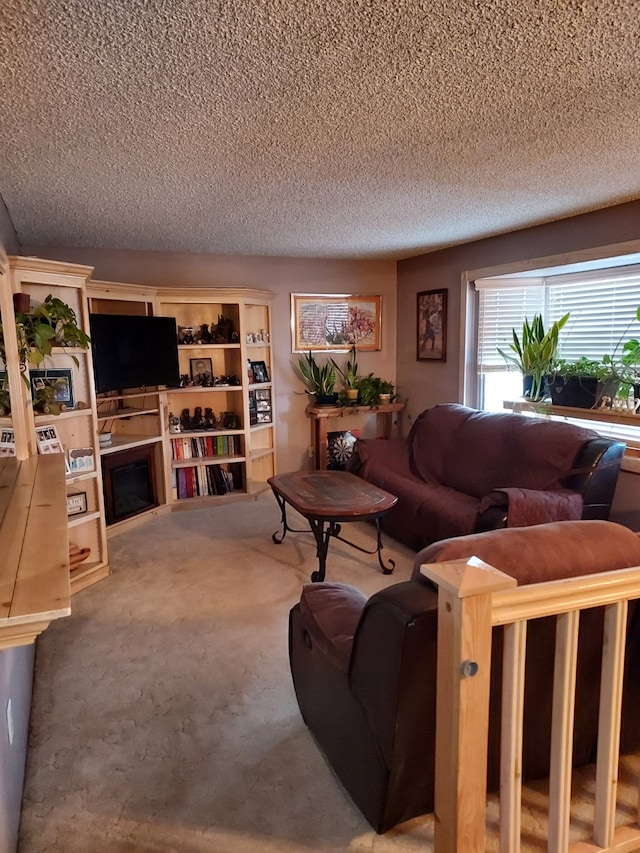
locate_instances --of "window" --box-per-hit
[473,262,640,447]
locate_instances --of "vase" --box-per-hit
[346,388,359,402]
[314,393,339,406]
[379,393,391,405]
[548,375,619,409]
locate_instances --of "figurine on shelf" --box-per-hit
[198,323,212,344]
[204,407,217,429]
[192,406,205,429]
[247,359,255,384]
[223,411,240,429]
[168,412,181,434]
[180,408,191,431]
[179,374,193,387]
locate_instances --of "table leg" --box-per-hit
[308,518,338,583]
[331,518,396,575]
[271,492,311,543]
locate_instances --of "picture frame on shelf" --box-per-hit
[417,289,447,362]
[190,357,213,385]
[35,424,65,455]
[30,368,74,409]
[291,293,382,352]
[66,491,88,517]
[0,427,16,457]
[250,360,270,383]
[67,446,95,474]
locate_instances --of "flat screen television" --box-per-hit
[89,313,181,394]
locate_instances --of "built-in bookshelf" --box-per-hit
[87,281,277,522]
[1,257,109,594]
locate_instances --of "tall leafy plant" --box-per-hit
[297,351,337,396]
[498,312,569,401]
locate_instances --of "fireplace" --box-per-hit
[102,445,159,525]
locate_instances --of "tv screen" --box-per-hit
[89,314,181,394]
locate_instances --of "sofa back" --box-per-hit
[409,403,601,499]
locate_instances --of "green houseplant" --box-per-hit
[0,294,91,414]
[331,346,359,401]
[498,312,569,401]
[297,351,338,404]
[547,356,623,409]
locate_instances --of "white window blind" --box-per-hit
[474,264,640,446]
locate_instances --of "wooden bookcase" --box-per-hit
[1,257,109,594]
[88,281,277,523]
[156,288,277,508]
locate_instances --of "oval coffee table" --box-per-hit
[268,470,398,582]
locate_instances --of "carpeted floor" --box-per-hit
[18,493,640,852]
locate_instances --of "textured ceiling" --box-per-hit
[1,0,639,260]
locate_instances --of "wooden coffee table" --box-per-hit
[268,470,398,582]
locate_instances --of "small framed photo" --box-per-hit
[417,289,447,362]
[0,427,16,457]
[250,361,270,383]
[67,447,95,474]
[30,369,74,408]
[35,424,65,455]
[190,357,213,385]
[66,491,88,517]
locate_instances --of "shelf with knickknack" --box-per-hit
[1,256,110,594]
[155,287,276,506]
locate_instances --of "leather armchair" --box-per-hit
[289,520,640,833]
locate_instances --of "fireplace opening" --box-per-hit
[102,445,159,525]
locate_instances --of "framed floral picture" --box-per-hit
[417,289,447,362]
[291,294,382,352]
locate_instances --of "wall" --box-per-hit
[396,199,640,527]
[0,207,34,853]
[22,246,397,473]
[0,197,18,255]
[0,646,35,853]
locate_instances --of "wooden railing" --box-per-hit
[421,556,640,853]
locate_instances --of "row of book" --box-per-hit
[172,463,240,499]
[171,434,240,460]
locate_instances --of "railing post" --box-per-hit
[421,556,516,853]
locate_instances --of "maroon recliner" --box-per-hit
[289,520,640,832]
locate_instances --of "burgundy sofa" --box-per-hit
[349,403,625,550]
[289,520,640,833]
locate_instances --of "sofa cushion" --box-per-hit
[299,582,368,672]
[410,403,599,499]
[412,519,640,585]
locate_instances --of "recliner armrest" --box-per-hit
[298,582,368,673]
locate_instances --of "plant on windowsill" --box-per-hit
[497,312,569,402]
[546,356,625,410]
[297,350,338,405]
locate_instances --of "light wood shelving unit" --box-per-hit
[87,281,277,524]
[2,257,110,595]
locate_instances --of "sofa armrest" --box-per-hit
[564,438,625,520]
[476,487,583,529]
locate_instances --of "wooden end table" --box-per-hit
[306,402,405,470]
[268,470,398,582]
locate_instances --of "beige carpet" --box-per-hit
[18,493,640,852]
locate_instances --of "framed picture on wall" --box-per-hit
[291,294,382,352]
[417,289,447,362]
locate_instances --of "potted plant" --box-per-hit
[618,307,640,396]
[0,294,91,412]
[377,380,395,404]
[547,357,623,409]
[297,351,338,405]
[331,346,359,402]
[498,313,569,401]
